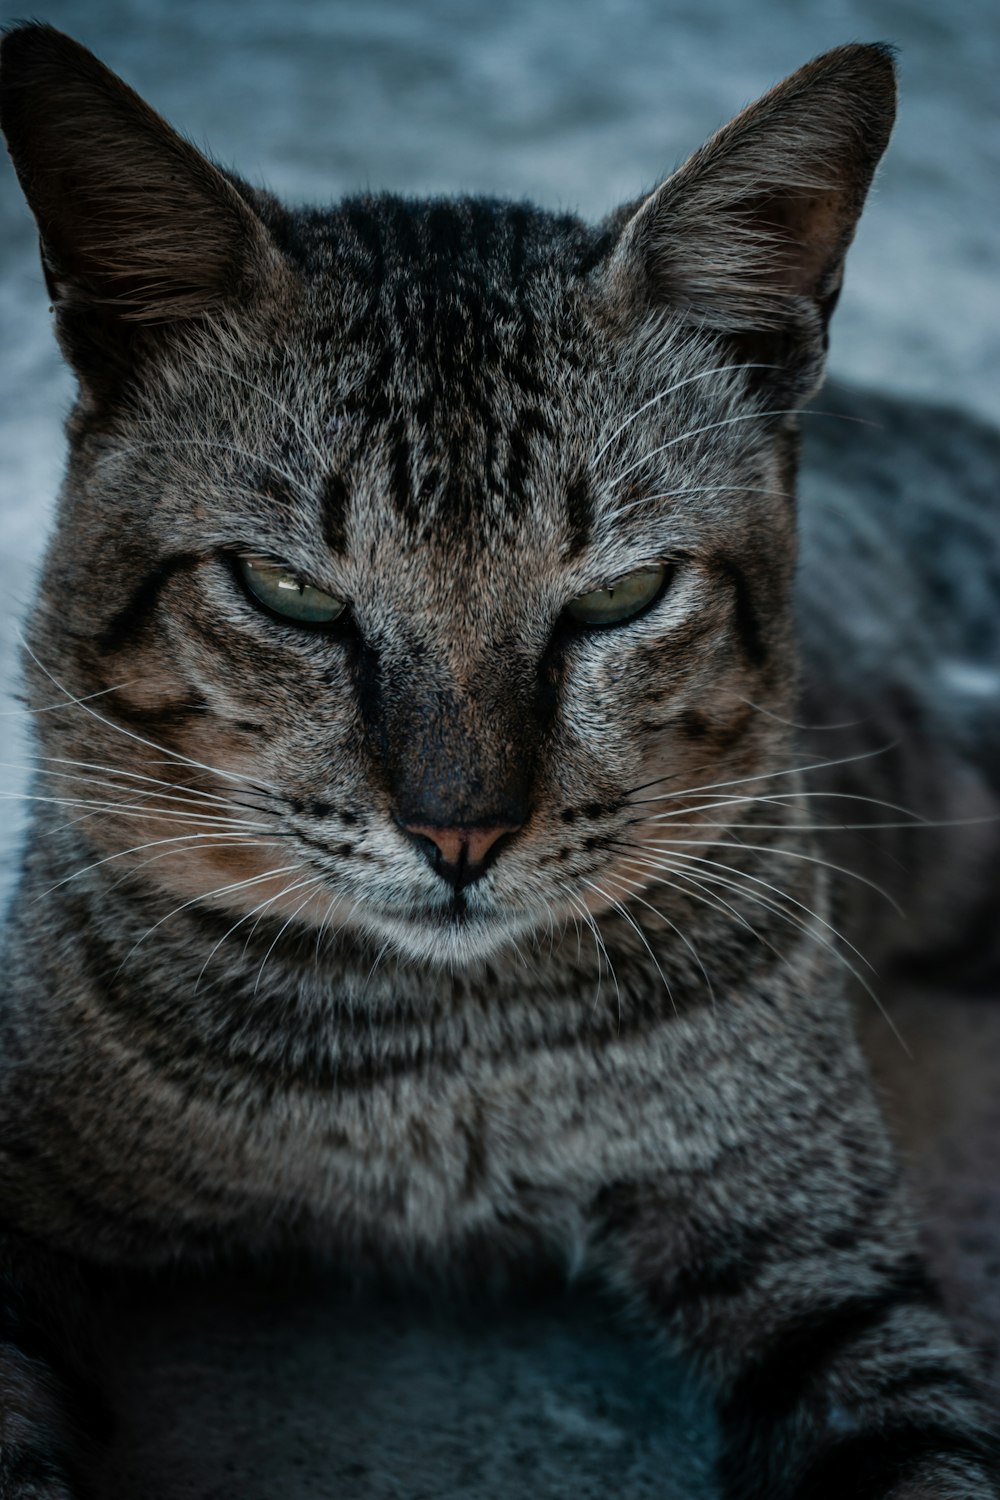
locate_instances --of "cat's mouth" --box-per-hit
[357,890,539,967]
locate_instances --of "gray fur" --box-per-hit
[0,24,997,1500]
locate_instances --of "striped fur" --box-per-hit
[0,24,996,1499]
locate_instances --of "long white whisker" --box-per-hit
[602,863,719,1006]
[564,892,611,1015]
[18,638,282,795]
[253,877,327,997]
[591,364,775,467]
[37,829,280,898]
[606,407,871,493]
[634,845,875,973]
[2,763,272,826]
[633,835,904,916]
[613,851,756,939]
[41,755,274,811]
[639,855,910,1058]
[104,838,287,898]
[580,874,675,1017]
[117,863,303,971]
[603,482,783,525]
[0,789,271,829]
[628,744,894,804]
[0,683,130,716]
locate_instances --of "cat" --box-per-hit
[0,21,997,1500]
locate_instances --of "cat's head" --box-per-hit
[1,26,895,967]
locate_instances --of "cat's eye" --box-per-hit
[565,565,668,627]
[237,556,347,625]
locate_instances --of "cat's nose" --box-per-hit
[400,822,521,888]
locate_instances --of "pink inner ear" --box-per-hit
[746,188,852,299]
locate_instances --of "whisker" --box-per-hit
[603,482,784,526]
[197,874,334,991]
[629,845,875,973]
[0,683,132,716]
[564,891,613,1016]
[590,363,776,467]
[735,695,864,733]
[1,763,272,826]
[613,850,757,941]
[0,789,271,830]
[626,744,895,804]
[252,877,327,997]
[41,755,274,812]
[609,865,718,1008]
[36,828,282,899]
[632,834,904,916]
[605,406,877,494]
[116,862,304,972]
[580,874,676,1018]
[639,854,911,1058]
[18,637,283,795]
[104,838,288,898]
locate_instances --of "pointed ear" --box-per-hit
[600,44,896,382]
[0,24,293,388]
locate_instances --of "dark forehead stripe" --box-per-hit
[319,196,605,530]
[563,474,595,560]
[321,472,350,556]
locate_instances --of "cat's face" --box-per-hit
[1,29,895,968]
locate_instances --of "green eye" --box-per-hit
[565,565,668,626]
[238,556,347,625]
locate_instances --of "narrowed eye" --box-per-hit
[237,556,347,625]
[565,564,668,627]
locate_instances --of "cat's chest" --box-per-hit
[202,1022,731,1258]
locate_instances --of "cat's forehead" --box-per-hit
[302,196,604,428]
[311,194,602,312]
[280,195,611,557]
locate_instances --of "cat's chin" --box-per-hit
[353,903,544,971]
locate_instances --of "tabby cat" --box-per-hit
[0,23,997,1500]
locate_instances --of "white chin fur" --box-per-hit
[351,904,546,970]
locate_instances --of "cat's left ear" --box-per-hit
[599,44,896,398]
[0,24,296,400]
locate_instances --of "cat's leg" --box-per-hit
[588,1044,999,1498]
[0,1236,106,1500]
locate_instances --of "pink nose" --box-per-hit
[403,822,521,879]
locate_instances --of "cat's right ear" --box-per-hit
[597,44,897,404]
[0,24,294,396]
